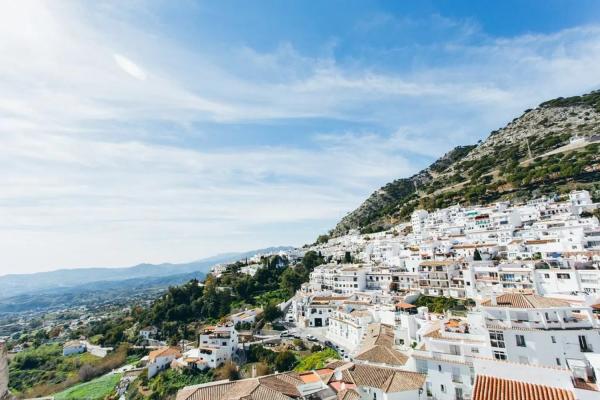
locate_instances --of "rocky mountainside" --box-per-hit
[331,90,600,236]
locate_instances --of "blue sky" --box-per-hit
[1,1,600,274]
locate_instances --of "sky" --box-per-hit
[2,1,600,274]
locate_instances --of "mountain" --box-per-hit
[0,271,206,315]
[0,246,295,300]
[332,90,600,236]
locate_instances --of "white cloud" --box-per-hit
[114,53,147,80]
[1,2,600,273]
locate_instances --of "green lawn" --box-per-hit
[54,373,121,400]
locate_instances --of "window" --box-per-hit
[579,335,591,352]
[489,331,505,348]
[438,365,442,372]
[556,358,561,366]
[516,335,526,347]
[557,273,570,279]
[493,351,507,360]
[551,336,556,344]
[441,384,446,393]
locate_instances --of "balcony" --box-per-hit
[485,318,593,331]
[412,349,474,366]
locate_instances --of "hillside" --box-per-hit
[0,246,294,300]
[332,90,600,236]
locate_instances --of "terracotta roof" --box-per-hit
[337,388,361,400]
[395,302,415,309]
[472,375,575,400]
[148,346,181,363]
[453,243,497,249]
[176,373,301,400]
[259,372,303,396]
[354,345,408,366]
[326,361,352,370]
[344,364,425,393]
[361,323,395,348]
[524,239,557,245]
[481,294,571,309]
[420,260,455,267]
[298,371,321,383]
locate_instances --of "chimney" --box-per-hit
[251,364,257,378]
[491,293,497,306]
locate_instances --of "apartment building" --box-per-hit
[479,293,600,385]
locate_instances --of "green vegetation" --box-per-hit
[246,345,298,372]
[414,296,474,314]
[540,90,600,111]
[295,348,340,372]
[429,145,477,173]
[54,373,121,400]
[9,343,131,398]
[316,234,330,244]
[147,369,212,399]
[136,252,324,342]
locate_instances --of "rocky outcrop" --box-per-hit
[0,342,12,400]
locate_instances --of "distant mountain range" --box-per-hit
[0,246,295,301]
[332,90,600,235]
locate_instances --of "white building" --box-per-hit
[62,340,86,356]
[479,293,600,384]
[147,347,181,378]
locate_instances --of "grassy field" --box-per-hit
[54,373,121,400]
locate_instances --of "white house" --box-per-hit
[139,325,158,340]
[62,340,86,356]
[147,346,181,378]
[479,293,600,384]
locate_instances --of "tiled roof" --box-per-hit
[326,361,352,370]
[420,260,455,266]
[346,364,425,393]
[337,388,361,400]
[176,373,301,400]
[148,346,181,362]
[361,323,395,348]
[481,294,571,309]
[259,373,303,397]
[354,345,408,366]
[472,375,575,400]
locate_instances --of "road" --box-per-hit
[283,321,352,360]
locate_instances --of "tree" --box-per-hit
[301,251,324,271]
[254,362,271,377]
[279,268,304,296]
[473,248,482,261]
[274,350,297,372]
[343,251,352,263]
[214,361,240,381]
[78,364,99,382]
[263,302,283,322]
[316,234,330,244]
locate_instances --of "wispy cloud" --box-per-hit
[1,2,600,272]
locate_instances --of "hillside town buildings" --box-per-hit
[175,190,600,399]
